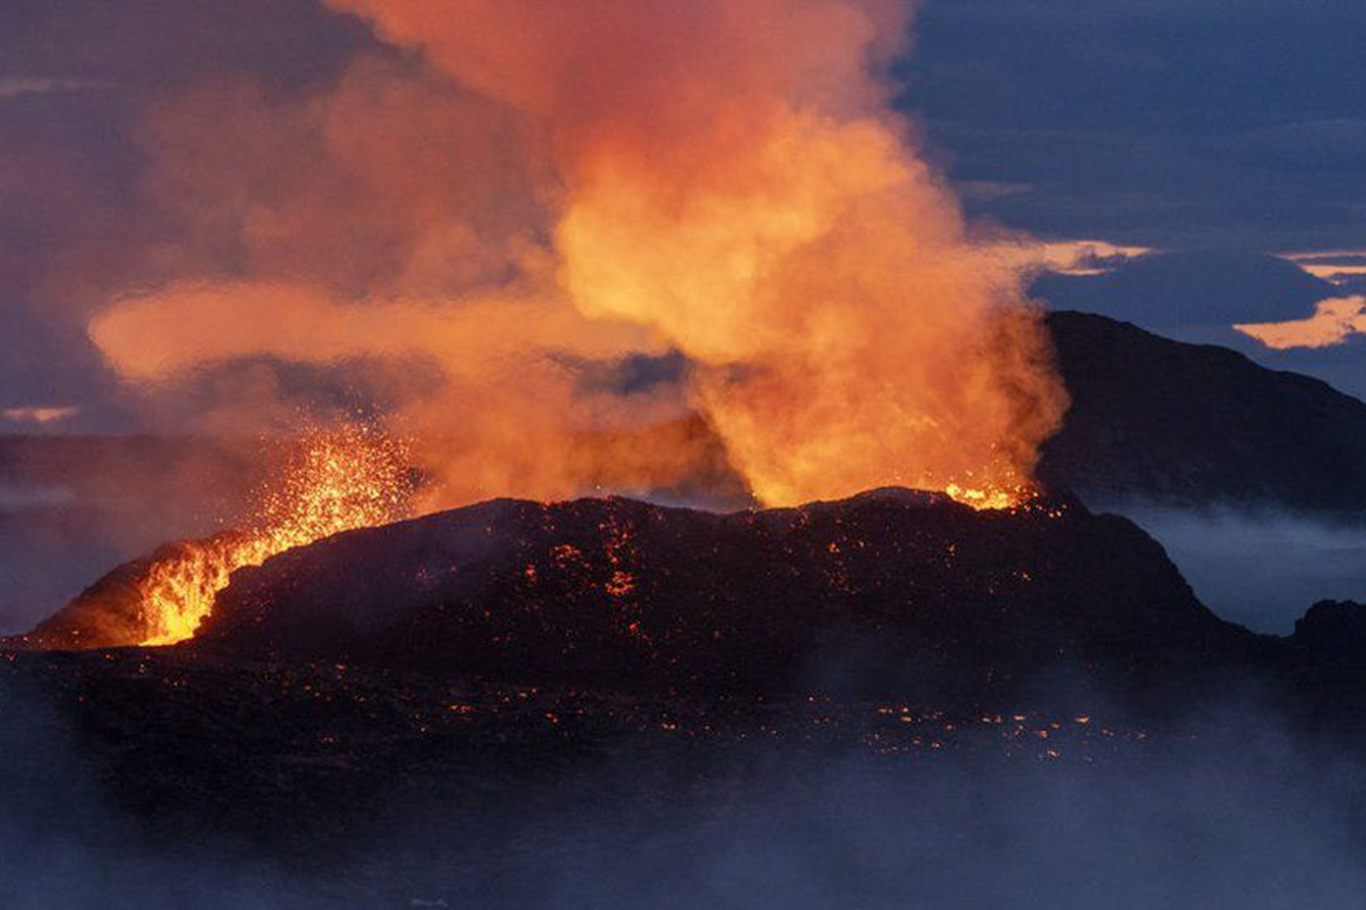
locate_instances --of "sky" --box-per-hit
[906,0,1366,252]
[2,0,1364,431]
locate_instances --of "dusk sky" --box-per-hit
[3,0,1365,430]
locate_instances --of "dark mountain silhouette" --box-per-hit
[1292,599,1366,677]
[1040,310,1366,512]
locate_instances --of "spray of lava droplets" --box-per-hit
[138,425,413,645]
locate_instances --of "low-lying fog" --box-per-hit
[4,673,1364,909]
[1101,503,1366,634]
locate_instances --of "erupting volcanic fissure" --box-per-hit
[85,0,1067,514]
[137,426,413,645]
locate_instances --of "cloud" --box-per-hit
[903,0,1366,250]
[954,179,1032,201]
[1279,250,1366,285]
[0,77,105,99]
[1236,296,1366,350]
[89,281,655,382]
[1,405,80,425]
[5,0,1366,431]
[987,239,1152,277]
[0,0,370,91]
[1031,250,1339,329]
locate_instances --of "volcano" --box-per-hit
[8,310,1366,640]
[17,487,1273,702]
[199,490,1264,698]
[6,485,1366,904]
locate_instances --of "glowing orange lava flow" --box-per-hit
[943,482,1030,511]
[139,426,413,645]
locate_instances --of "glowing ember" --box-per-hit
[944,480,1032,511]
[139,425,413,645]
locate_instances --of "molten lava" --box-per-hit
[138,426,412,645]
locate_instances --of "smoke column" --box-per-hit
[90,0,1067,510]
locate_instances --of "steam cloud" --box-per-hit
[89,0,1067,510]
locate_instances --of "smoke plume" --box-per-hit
[89,0,1067,510]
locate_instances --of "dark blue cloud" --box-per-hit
[1030,251,1366,401]
[1031,250,1337,328]
[903,0,1366,249]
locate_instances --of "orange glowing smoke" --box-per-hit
[89,0,1067,511]
[138,425,412,644]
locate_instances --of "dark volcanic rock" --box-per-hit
[1295,599,1366,646]
[1041,311,1366,512]
[1281,601,1366,725]
[1292,600,1366,672]
[191,490,1259,699]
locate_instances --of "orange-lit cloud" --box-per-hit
[90,279,704,506]
[986,239,1152,278]
[1278,250,1366,284]
[1235,296,1366,350]
[1,405,81,425]
[90,0,1068,510]
[90,280,659,381]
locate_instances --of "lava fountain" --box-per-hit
[19,425,415,649]
[139,425,414,645]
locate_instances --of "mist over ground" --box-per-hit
[371,723,1366,909]
[5,668,1366,909]
[1102,503,1366,634]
